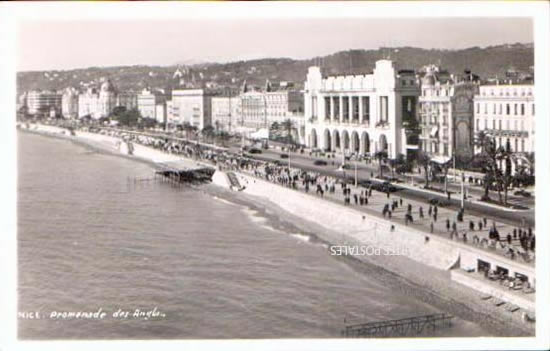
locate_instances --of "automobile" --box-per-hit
[358,180,373,187]
[313,159,328,166]
[248,148,262,154]
[514,189,532,198]
[280,153,289,159]
[428,197,451,207]
[340,163,353,170]
[381,181,399,193]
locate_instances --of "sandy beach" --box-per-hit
[18,124,535,337]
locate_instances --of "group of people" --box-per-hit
[70,124,536,262]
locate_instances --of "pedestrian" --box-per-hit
[469,220,474,231]
[407,203,412,213]
[452,221,457,233]
[446,219,450,231]
[386,191,390,199]
[389,210,392,219]
[478,220,483,231]
[419,207,424,219]
[400,198,403,206]
[430,222,434,233]
[434,213,438,222]
[483,217,487,227]
[365,197,368,205]
[428,205,432,216]
[354,194,358,205]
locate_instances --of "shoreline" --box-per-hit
[18,125,535,337]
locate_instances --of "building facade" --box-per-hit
[116,92,138,111]
[26,90,62,116]
[61,87,79,119]
[304,59,419,159]
[137,88,167,120]
[473,84,535,154]
[77,78,118,119]
[171,89,213,129]
[418,65,480,161]
[211,96,240,131]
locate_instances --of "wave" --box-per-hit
[291,233,311,243]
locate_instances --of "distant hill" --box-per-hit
[16,43,534,95]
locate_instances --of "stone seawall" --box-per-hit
[213,170,461,271]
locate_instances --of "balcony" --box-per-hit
[375,121,390,129]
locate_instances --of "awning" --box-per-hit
[430,126,439,138]
[250,128,269,140]
[430,155,452,164]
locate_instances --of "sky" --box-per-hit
[17,18,533,72]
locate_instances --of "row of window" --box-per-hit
[480,88,533,97]
[476,102,534,116]
[475,118,526,132]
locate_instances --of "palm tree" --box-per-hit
[374,151,388,178]
[201,125,215,144]
[281,118,294,145]
[218,130,230,147]
[496,144,514,205]
[417,151,431,188]
[474,131,498,200]
[182,122,193,140]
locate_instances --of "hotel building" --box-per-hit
[304,59,419,159]
[171,89,213,129]
[77,78,118,119]
[473,84,535,154]
[26,90,62,116]
[211,96,240,131]
[61,87,79,119]
[116,91,138,111]
[137,88,167,121]
[418,65,480,161]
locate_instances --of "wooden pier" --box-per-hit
[341,313,454,338]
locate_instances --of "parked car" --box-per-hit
[313,159,328,166]
[280,153,289,159]
[429,197,451,207]
[514,189,532,198]
[248,148,262,154]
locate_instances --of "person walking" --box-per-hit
[446,218,450,231]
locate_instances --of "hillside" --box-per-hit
[16,43,534,95]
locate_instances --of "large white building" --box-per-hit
[473,84,535,155]
[418,65,480,160]
[171,89,213,129]
[61,87,79,119]
[137,88,167,121]
[77,78,118,119]
[304,60,419,159]
[211,96,240,131]
[26,90,62,116]
[116,91,138,111]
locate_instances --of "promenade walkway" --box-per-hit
[238,164,535,267]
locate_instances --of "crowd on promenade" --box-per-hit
[36,122,537,266]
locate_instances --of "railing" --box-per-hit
[342,313,454,338]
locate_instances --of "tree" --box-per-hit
[201,125,215,144]
[111,106,127,118]
[496,144,514,205]
[474,131,499,201]
[417,151,431,188]
[374,151,388,178]
[114,108,140,127]
[217,130,230,147]
[281,118,295,145]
